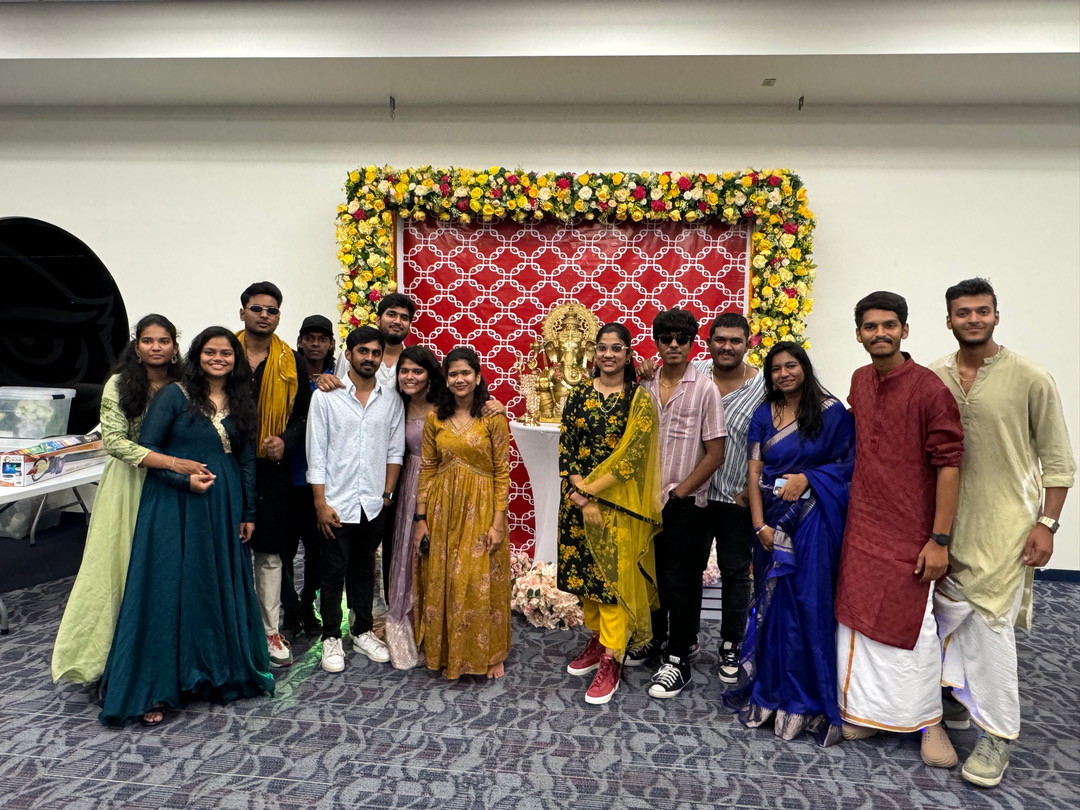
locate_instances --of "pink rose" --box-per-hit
[783,221,798,234]
[749,334,762,346]
[352,210,366,221]
[633,186,647,200]
[650,200,666,211]
[768,175,782,186]
[457,199,469,211]
[677,176,692,191]
[368,290,382,302]
[507,173,519,185]
[440,183,451,195]
[784,288,797,298]
[349,315,360,326]
[557,177,571,189]
[349,268,358,277]
[492,188,503,198]
[697,201,708,212]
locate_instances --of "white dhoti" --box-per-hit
[837,586,942,732]
[935,576,1022,739]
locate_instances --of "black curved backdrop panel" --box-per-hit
[0,217,129,434]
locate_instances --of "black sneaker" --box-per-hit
[662,640,701,662]
[648,656,690,699]
[717,640,740,684]
[624,638,662,667]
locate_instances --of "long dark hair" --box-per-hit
[112,314,182,419]
[398,345,444,405]
[591,322,638,406]
[762,342,832,441]
[435,347,490,419]
[180,327,258,444]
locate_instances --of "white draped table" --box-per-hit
[509,421,562,563]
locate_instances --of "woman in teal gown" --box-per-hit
[99,327,274,726]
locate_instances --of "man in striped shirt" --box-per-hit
[693,314,765,684]
[634,308,727,699]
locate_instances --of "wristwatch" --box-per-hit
[930,532,952,547]
[413,513,427,522]
[382,491,394,502]
[1037,516,1061,534]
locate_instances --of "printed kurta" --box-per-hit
[931,348,1075,627]
[835,356,963,650]
[52,375,150,685]
[414,412,511,678]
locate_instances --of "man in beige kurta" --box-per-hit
[931,278,1075,788]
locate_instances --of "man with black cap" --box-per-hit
[281,314,339,637]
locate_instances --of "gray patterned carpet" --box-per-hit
[0,578,1077,809]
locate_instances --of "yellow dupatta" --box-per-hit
[236,331,298,458]
[578,386,663,648]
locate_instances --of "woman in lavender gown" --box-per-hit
[385,346,444,669]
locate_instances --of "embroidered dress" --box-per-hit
[385,414,426,669]
[99,383,272,725]
[557,382,662,648]
[51,376,151,685]
[414,412,511,678]
[723,398,855,747]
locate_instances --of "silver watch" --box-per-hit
[1037,515,1060,534]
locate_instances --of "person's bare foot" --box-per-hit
[486,662,505,679]
[140,709,164,727]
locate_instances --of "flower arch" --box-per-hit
[334,166,817,365]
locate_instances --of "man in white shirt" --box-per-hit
[307,325,405,673]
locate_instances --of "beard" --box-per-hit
[383,331,406,346]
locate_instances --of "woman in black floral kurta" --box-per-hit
[557,323,662,704]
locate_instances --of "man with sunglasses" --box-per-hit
[633,308,726,699]
[237,281,312,669]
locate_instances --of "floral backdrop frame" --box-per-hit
[334,166,816,366]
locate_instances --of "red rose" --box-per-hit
[557,177,571,189]
[597,201,608,211]
[457,199,469,211]
[492,188,503,198]
[368,290,382,302]
[387,174,396,184]
[440,175,449,183]
[507,173,519,185]
[633,186,647,200]
[349,268,358,277]
[748,172,758,184]
[440,183,451,195]
[650,199,666,211]
[785,288,797,298]
[677,176,692,191]
[352,210,366,221]
[768,175,782,186]
[698,201,708,212]
[349,315,360,326]
[783,221,798,234]
[749,335,762,346]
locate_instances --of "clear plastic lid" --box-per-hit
[0,387,76,401]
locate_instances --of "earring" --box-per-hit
[136,356,143,364]
[171,355,179,364]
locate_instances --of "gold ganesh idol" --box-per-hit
[514,302,601,424]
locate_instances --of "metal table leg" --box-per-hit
[0,596,9,635]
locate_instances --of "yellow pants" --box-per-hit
[583,598,630,653]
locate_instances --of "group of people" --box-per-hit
[554,279,1073,790]
[51,285,512,730]
[48,276,1073,790]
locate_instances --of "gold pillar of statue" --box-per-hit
[515,302,601,424]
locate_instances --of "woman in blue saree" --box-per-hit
[722,342,855,747]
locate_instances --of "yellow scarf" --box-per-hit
[236,331,298,458]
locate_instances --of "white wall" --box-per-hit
[2,101,1078,567]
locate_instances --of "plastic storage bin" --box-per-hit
[0,387,76,439]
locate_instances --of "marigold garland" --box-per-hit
[335,165,816,365]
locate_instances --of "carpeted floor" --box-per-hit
[0,576,1077,809]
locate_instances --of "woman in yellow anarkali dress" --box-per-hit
[413,347,511,679]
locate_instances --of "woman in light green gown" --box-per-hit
[51,314,208,686]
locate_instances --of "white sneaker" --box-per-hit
[321,637,345,672]
[266,632,293,668]
[352,630,390,663]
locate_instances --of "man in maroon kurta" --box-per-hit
[834,291,964,769]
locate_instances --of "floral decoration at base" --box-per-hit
[510,548,584,631]
[336,166,817,365]
[703,540,720,587]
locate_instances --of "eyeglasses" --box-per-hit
[656,333,692,346]
[595,344,627,355]
[247,305,281,316]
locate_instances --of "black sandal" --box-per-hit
[140,708,166,727]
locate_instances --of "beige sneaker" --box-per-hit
[962,733,1010,787]
[920,723,958,768]
[842,722,879,741]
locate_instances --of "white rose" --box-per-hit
[650,188,664,200]
[347,199,360,213]
[578,186,593,200]
[614,188,629,203]
[539,187,552,201]
[734,191,747,206]
[377,180,390,194]
[454,186,468,198]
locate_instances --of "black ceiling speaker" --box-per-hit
[0,217,129,434]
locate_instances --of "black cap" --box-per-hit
[299,314,334,338]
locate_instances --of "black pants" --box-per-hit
[280,485,322,611]
[650,496,712,659]
[380,499,396,602]
[319,513,384,640]
[706,500,755,644]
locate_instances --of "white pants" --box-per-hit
[253,551,282,637]
[935,576,1023,739]
[838,586,942,732]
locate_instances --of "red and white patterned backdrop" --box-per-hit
[402,218,749,551]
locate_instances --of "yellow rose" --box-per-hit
[439,212,450,221]
[361,271,373,283]
[470,199,481,212]
[750,321,761,335]
[768,273,781,287]
[803,299,814,312]
[789,247,802,260]
[476,173,489,184]
[706,173,717,183]
[762,336,775,348]
[578,173,590,185]
[374,267,386,278]
[796,187,807,201]
[780,233,796,249]
[341,254,354,265]
[528,187,539,198]
[364,170,376,184]
[750,296,762,309]
[762,286,774,298]
[723,206,736,220]
[470,187,483,199]
[631,209,644,221]
[537,175,549,188]
[349,170,360,183]
[373,199,386,212]
[483,203,495,216]
[348,292,359,304]
[658,174,670,186]
[803,340,812,350]
[706,192,719,205]
[740,175,753,187]
[670,209,682,221]
[612,172,624,185]
[574,199,585,212]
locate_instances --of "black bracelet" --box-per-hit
[413,513,427,522]
[930,532,951,547]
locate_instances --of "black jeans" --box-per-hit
[319,513,384,639]
[280,485,322,611]
[650,495,712,660]
[707,500,755,644]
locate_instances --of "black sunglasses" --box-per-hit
[247,305,281,316]
[656,332,692,346]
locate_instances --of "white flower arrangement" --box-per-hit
[509,549,584,631]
